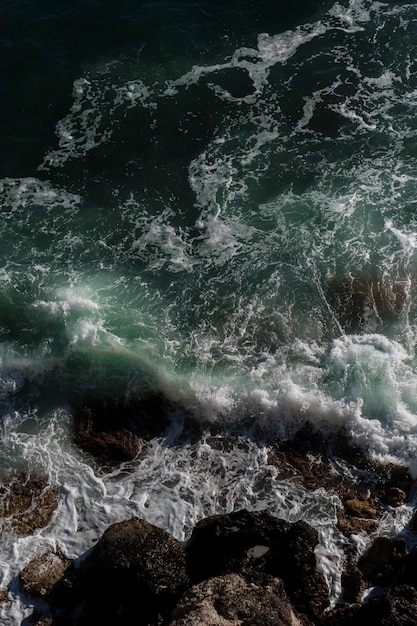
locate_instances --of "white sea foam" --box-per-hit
[3,0,417,623]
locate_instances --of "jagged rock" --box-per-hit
[268,423,413,543]
[343,498,379,519]
[320,585,417,625]
[380,487,407,507]
[337,493,380,536]
[186,509,328,620]
[363,586,417,625]
[358,536,406,586]
[317,602,361,626]
[72,392,174,463]
[51,517,189,624]
[395,545,417,588]
[20,550,72,598]
[0,588,9,603]
[340,565,365,604]
[337,516,378,536]
[0,472,58,536]
[168,573,311,626]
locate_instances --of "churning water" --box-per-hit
[1,0,417,621]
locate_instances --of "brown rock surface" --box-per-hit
[0,472,58,536]
[268,423,413,541]
[168,573,311,626]
[0,588,9,603]
[20,550,72,598]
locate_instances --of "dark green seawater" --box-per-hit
[2,0,417,620]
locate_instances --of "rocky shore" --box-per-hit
[12,502,417,626]
[0,392,416,624]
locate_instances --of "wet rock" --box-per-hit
[269,423,413,542]
[337,492,381,536]
[343,497,379,519]
[373,463,413,505]
[168,573,311,626]
[361,585,417,625]
[395,544,417,588]
[358,536,406,587]
[52,517,189,624]
[267,423,357,492]
[380,487,407,508]
[0,588,9,603]
[321,585,417,626]
[340,565,365,604]
[318,602,361,626]
[186,509,329,620]
[0,472,58,536]
[337,516,378,536]
[72,391,174,463]
[20,550,72,598]
[408,509,417,532]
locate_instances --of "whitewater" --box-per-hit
[1,0,417,621]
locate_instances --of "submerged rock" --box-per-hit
[0,472,58,536]
[72,391,175,463]
[326,275,408,333]
[269,423,413,539]
[168,573,311,626]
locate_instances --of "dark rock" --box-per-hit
[168,573,311,626]
[0,472,58,536]
[186,509,329,620]
[72,391,174,463]
[269,423,412,495]
[341,565,365,604]
[320,586,417,626]
[380,487,407,508]
[395,544,417,588]
[51,517,189,624]
[408,509,417,532]
[373,463,413,505]
[358,536,406,586]
[318,602,361,626]
[361,585,417,625]
[20,550,72,598]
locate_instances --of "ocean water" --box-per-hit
[1,0,417,621]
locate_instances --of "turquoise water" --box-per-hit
[2,0,417,620]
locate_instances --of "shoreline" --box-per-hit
[1,412,416,624]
